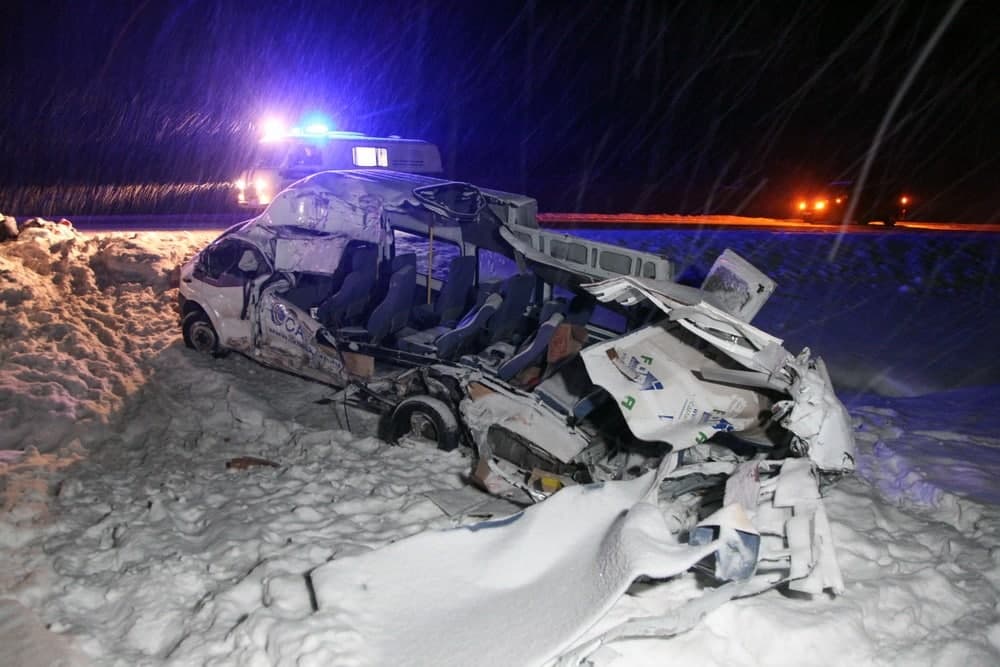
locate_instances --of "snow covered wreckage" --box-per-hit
[179,170,855,592]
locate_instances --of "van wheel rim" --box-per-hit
[406,413,439,444]
[190,322,217,353]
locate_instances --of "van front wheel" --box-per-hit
[182,311,225,356]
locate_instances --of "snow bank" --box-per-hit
[0,219,214,452]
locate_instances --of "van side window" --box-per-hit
[599,251,632,275]
[353,146,389,167]
[196,241,263,286]
[392,229,460,281]
[549,239,588,265]
[478,248,518,281]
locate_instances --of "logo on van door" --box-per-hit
[270,302,305,342]
[271,302,289,326]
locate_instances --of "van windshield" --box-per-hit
[254,143,290,168]
[287,143,323,168]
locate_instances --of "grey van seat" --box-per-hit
[369,264,417,345]
[280,273,336,312]
[338,263,416,345]
[533,356,606,425]
[317,245,380,327]
[397,292,503,359]
[435,292,504,359]
[410,255,477,328]
[474,298,566,372]
[397,271,528,360]
[391,252,417,273]
[482,273,535,345]
[317,272,367,327]
[497,310,566,382]
[286,243,377,312]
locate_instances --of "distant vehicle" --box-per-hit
[234,120,443,208]
[794,186,912,226]
[793,188,849,224]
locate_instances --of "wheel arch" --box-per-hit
[181,298,208,319]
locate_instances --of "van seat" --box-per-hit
[411,255,476,328]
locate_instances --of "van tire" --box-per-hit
[182,311,225,357]
[384,396,461,451]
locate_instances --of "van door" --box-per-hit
[254,280,349,385]
[192,238,268,350]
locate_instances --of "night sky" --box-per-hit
[1,0,997,220]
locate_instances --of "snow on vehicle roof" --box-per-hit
[218,169,542,274]
[301,169,536,216]
[247,169,538,235]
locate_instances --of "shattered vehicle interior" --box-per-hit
[179,169,856,594]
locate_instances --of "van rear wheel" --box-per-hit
[384,396,461,452]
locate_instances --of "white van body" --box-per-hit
[178,170,853,599]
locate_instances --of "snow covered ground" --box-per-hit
[1,218,999,666]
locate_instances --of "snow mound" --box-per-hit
[0,219,209,452]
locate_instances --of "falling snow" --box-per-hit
[1,1,999,664]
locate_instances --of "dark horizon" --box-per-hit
[1,0,997,221]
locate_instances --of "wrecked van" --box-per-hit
[179,170,855,591]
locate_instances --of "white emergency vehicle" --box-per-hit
[234,121,443,207]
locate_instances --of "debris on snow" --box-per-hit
[225,455,281,470]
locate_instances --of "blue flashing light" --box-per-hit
[300,112,334,134]
[260,112,359,142]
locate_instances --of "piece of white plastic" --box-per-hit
[306,467,722,667]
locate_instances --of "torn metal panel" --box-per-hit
[581,325,769,450]
[583,272,857,473]
[459,380,592,464]
[701,248,777,322]
[774,353,856,471]
[722,458,845,595]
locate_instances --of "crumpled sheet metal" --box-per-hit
[583,275,856,473]
[306,468,721,667]
[774,351,856,471]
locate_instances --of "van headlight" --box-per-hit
[255,178,274,205]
